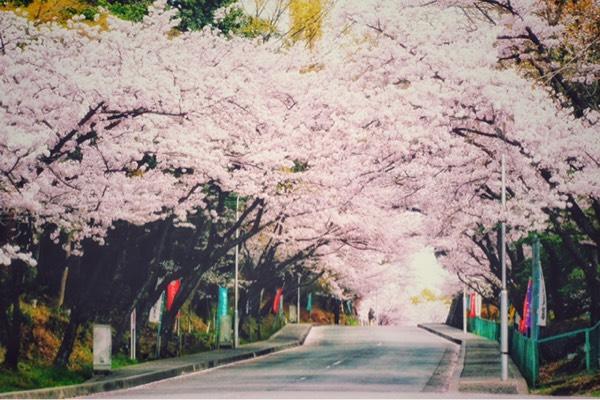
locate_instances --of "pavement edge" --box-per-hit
[0,324,312,400]
[417,323,529,396]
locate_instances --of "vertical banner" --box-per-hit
[306,292,313,313]
[130,309,136,360]
[475,293,482,318]
[218,286,228,318]
[273,288,283,314]
[463,288,467,333]
[154,292,165,358]
[520,279,533,335]
[469,293,476,318]
[538,272,547,327]
[166,279,181,311]
[279,293,284,316]
[217,286,228,346]
[534,236,547,328]
[148,292,164,323]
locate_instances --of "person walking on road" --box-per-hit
[368,308,376,326]
[333,299,341,325]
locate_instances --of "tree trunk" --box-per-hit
[53,307,81,368]
[582,249,600,324]
[542,240,565,321]
[57,266,69,308]
[3,261,26,370]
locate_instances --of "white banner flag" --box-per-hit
[537,270,547,326]
[149,292,163,323]
[475,293,482,317]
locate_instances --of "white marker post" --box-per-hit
[297,274,301,324]
[500,154,509,381]
[463,287,467,334]
[130,309,136,360]
[93,324,112,373]
[234,194,240,349]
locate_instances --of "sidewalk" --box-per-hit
[418,323,529,395]
[0,323,312,399]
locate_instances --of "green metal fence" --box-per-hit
[467,317,599,387]
[537,320,600,375]
[510,327,539,385]
[468,316,500,341]
[591,321,600,371]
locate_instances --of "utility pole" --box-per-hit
[234,195,240,348]
[463,287,467,334]
[297,274,301,324]
[500,154,509,381]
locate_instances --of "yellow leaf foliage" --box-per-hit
[1,0,109,30]
[544,0,600,55]
[289,0,324,49]
[239,16,277,38]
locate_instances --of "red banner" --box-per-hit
[272,288,283,314]
[166,279,181,311]
[469,293,476,318]
[519,279,533,335]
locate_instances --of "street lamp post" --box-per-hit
[297,274,301,324]
[234,195,240,349]
[500,154,509,381]
[463,286,467,334]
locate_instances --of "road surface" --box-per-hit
[94,326,459,398]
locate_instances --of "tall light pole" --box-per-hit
[500,154,509,381]
[297,274,301,324]
[234,195,240,348]
[463,286,467,334]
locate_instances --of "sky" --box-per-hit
[358,247,459,325]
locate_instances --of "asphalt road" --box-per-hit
[94,326,460,398]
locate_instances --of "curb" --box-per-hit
[418,324,463,393]
[448,335,466,393]
[417,323,462,345]
[417,324,528,395]
[0,326,312,399]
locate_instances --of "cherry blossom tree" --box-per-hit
[1,0,598,368]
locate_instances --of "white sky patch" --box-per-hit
[409,247,452,295]
[358,247,459,326]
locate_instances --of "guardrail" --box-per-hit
[467,317,600,386]
[537,320,600,373]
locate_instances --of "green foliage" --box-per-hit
[96,0,152,22]
[292,160,309,172]
[181,331,213,354]
[213,4,246,33]
[344,315,360,326]
[241,316,259,342]
[240,314,285,342]
[0,363,90,393]
[167,0,234,32]
[111,353,138,369]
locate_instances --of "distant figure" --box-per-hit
[368,308,376,326]
[333,299,341,325]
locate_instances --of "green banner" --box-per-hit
[218,286,228,318]
[306,293,312,312]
